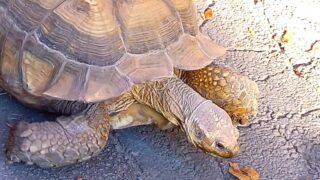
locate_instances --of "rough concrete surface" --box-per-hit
[1,0,320,179]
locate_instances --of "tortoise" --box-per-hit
[0,0,259,167]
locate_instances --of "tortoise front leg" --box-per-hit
[110,102,174,130]
[6,103,110,168]
[109,94,173,130]
[181,64,259,125]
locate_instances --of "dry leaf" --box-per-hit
[280,30,293,43]
[229,162,241,171]
[242,166,260,180]
[248,27,255,37]
[202,7,214,20]
[229,162,260,180]
[293,68,303,77]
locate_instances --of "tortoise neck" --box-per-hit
[130,77,207,126]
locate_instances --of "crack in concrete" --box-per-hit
[275,112,299,120]
[248,111,300,129]
[249,118,273,128]
[292,145,300,154]
[256,70,286,82]
[300,108,320,117]
[291,59,315,68]
[226,48,267,53]
[109,132,146,179]
[261,1,275,36]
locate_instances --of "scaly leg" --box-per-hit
[107,92,173,130]
[181,64,259,124]
[110,102,173,130]
[6,103,110,168]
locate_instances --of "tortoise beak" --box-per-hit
[226,144,240,158]
[231,144,240,156]
[210,144,240,158]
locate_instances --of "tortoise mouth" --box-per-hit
[206,149,239,158]
[195,142,240,158]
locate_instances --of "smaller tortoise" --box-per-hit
[0,0,259,167]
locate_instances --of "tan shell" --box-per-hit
[0,0,225,102]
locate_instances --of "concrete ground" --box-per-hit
[1,0,320,179]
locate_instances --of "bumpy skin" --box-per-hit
[6,77,240,167]
[109,102,171,130]
[6,104,110,168]
[181,64,259,124]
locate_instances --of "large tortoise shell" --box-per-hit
[0,0,225,102]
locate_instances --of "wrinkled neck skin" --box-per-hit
[182,100,216,143]
[128,77,239,158]
[130,77,207,129]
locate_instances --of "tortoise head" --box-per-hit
[183,100,240,158]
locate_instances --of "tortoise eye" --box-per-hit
[215,142,226,151]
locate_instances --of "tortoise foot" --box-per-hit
[6,108,110,167]
[6,121,73,167]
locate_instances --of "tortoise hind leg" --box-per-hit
[6,103,110,168]
[181,64,259,125]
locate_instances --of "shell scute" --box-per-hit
[0,0,226,102]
